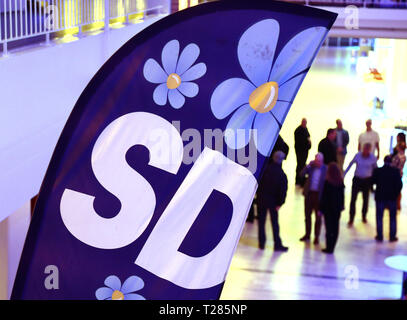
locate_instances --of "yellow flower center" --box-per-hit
[111,290,124,300]
[248,81,279,113]
[167,73,181,89]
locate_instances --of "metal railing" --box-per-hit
[0,0,167,57]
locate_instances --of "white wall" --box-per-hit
[0,217,8,299]
[0,201,31,300]
[0,14,166,223]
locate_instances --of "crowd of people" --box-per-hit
[247,118,406,254]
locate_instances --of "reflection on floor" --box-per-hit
[221,45,407,300]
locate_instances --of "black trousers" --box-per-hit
[324,210,341,252]
[349,176,371,222]
[247,199,256,221]
[304,191,322,239]
[295,149,308,186]
[376,200,397,239]
[257,202,282,248]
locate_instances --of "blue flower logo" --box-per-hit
[144,40,207,109]
[210,19,327,156]
[96,275,145,300]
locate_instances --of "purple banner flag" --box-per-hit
[12,0,336,300]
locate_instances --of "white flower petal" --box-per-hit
[143,59,168,83]
[95,287,114,300]
[210,78,255,120]
[271,101,291,125]
[178,82,199,98]
[153,83,169,106]
[121,276,144,294]
[253,112,280,156]
[162,40,180,74]
[124,293,146,300]
[224,104,256,150]
[104,275,121,291]
[237,19,280,87]
[278,73,305,102]
[176,43,200,75]
[180,63,206,82]
[168,89,185,109]
[269,26,327,83]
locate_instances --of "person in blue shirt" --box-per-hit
[344,143,377,226]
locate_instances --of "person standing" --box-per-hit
[320,163,345,254]
[318,128,337,165]
[335,119,349,173]
[271,135,289,161]
[257,151,289,252]
[358,119,380,159]
[371,156,402,242]
[392,132,406,158]
[294,118,311,187]
[344,143,377,226]
[391,141,406,210]
[247,135,289,223]
[391,141,406,177]
[300,153,327,245]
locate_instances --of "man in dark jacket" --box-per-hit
[300,153,327,244]
[247,135,289,223]
[318,128,337,165]
[257,151,288,252]
[294,118,311,186]
[335,119,350,173]
[371,155,403,242]
[271,135,289,161]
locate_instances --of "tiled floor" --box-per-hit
[221,44,407,300]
